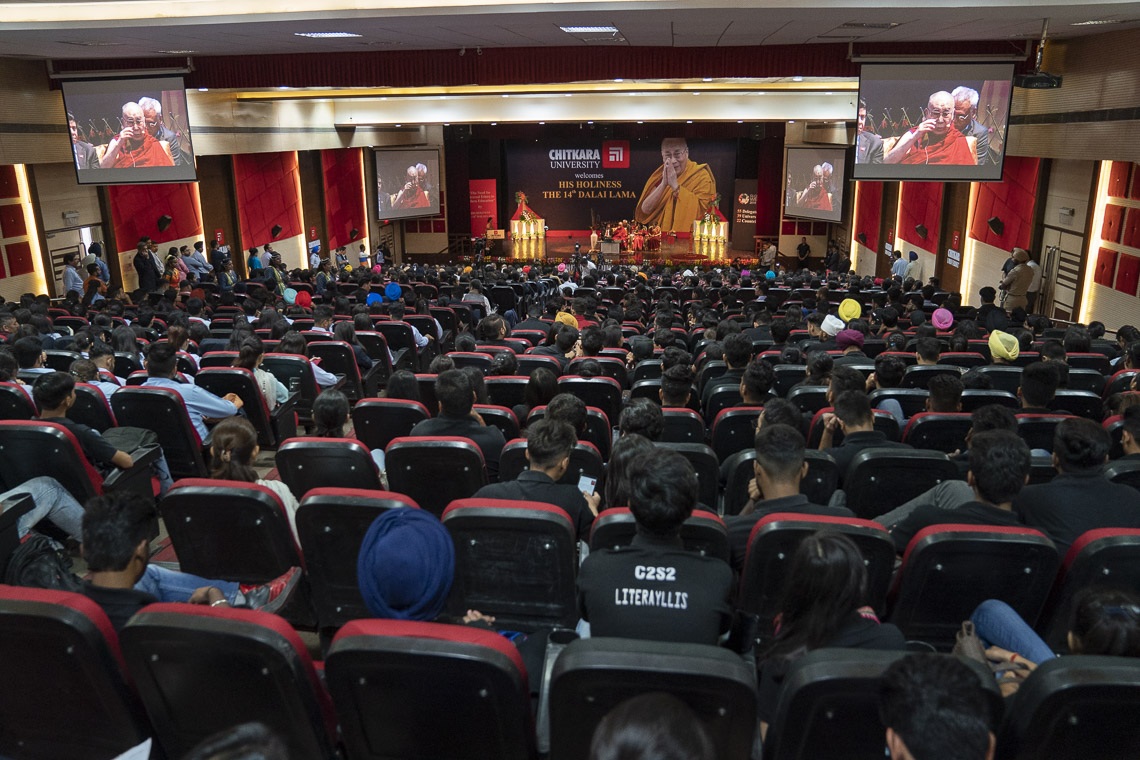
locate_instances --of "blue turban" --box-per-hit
[909,250,918,261]
[384,282,403,301]
[366,292,383,306]
[765,270,776,281]
[357,508,455,621]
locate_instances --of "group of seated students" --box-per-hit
[3,258,1140,758]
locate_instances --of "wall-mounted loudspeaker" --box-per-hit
[987,216,1004,236]
[271,224,283,238]
[157,215,173,232]
[350,228,360,239]
[914,224,928,240]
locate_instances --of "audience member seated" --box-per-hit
[589,693,714,760]
[600,434,657,511]
[1016,417,1140,555]
[738,360,776,406]
[757,531,905,737]
[80,491,301,632]
[659,363,696,408]
[33,370,174,494]
[926,373,964,413]
[888,430,1028,552]
[819,390,910,482]
[988,330,1019,365]
[0,476,86,542]
[1119,405,1140,461]
[142,342,243,440]
[701,333,752,408]
[618,398,664,441]
[12,336,53,377]
[532,324,579,370]
[472,418,599,540]
[867,354,907,425]
[69,357,120,403]
[277,332,338,389]
[832,329,868,366]
[409,369,506,480]
[208,416,301,539]
[232,335,288,411]
[311,388,389,486]
[879,654,997,760]
[970,588,1140,696]
[726,423,855,569]
[577,448,733,644]
[1018,361,1063,414]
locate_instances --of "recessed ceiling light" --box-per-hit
[444,123,450,126]
[198,88,209,92]
[491,122,498,126]
[157,49,197,54]
[737,120,743,123]
[702,77,713,82]
[637,121,644,124]
[614,78,624,82]
[693,92,701,96]
[539,121,545,125]
[1071,18,1122,25]
[792,75,804,82]
[825,92,833,96]
[560,25,619,34]
[565,94,573,97]
[686,120,693,124]
[788,120,796,123]
[394,124,401,127]
[294,32,362,38]
[587,121,594,124]
[502,94,509,98]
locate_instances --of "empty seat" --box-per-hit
[704,385,744,422]
[772,365,808,397]
[844,449,962,520]
[902,412,973,453]
[517,354,563,377]
[296,489,419,631]
[0,585,152,759]
[902,364,962,389]
[386,437,488,516]
[888,525,1059,650]
[261,353,322,425]
[120,604,337,758]
[711,407,763,461]
[276,437,384,498]
[998,655,1140,760]
[977,365,1023,394]
[938,352,988,370]
[1103,369,1137,397]
[1065,352,1112,375]
[309,340,383,399]
[589,507,730,562]
[764,649,1000,760]
[1066,368,1108,396]
[1049,390,1103,420]
[739,513,896,626]
[1036,528,1140,651]
[960,388,1020,411]
[786,385,830,414]
[548,637,758,760]
[486,376,531,409]
[474,404,521,440]
[0,381,36,420]
[662,407,708,445]
[160,479,313,626]
[111,386,209,479]
[326,619,536,760]
[351,398,431,452]
[442,498,577,631]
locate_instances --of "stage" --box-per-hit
[498,236,752,266]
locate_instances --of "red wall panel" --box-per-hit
[1123,208,1140,250]
[1130,162,1140,200]
[320,148,367,250]
[1115,254,1140,296]
[233,151,303,252]
[1094,248,1118,287]
[1108,161,1131,198]
[898,182,943,250]
[968,156,1040,251]
[5,241,33,277]
[1103,203,1125,243]
[109,183,203,253]
[0,166,18,200]
[854,181,883,253]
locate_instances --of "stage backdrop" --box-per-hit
[731,179,757,251]
[504,138,738,234]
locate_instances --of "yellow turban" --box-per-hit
[838,298,862,323]
[554,312,578,328]
[988,330,1020,362]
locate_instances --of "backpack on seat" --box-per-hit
[3,534,82,592]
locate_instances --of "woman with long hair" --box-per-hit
[601,433,656,510]
[311,389,388,487]
[333,320,374,372]
[513,367,558,426]
[757,531,904,735]
[383,370,421,403]
[232,335,288,411]
[208,416,300,538]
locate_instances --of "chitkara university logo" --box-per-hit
[602,140,630,169]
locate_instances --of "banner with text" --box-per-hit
[731,179,758,252]
[469,179,498,236]
[504,138,738,234]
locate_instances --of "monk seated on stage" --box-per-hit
[884,90,977,166]
[647,224,662,252]
[612,222,629,250]
[635,138,717,233]
[631,226,646,251]
[98,101,174,169]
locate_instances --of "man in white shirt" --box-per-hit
[1026,257,1043,314]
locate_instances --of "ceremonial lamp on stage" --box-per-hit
[691,196,728,245]
[509,192,545,240]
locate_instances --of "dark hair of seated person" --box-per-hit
[526,418,576,470]
[803,351,833,385]
[1069,587,1140,657]
[434,369,474,417]
[208,416,261,483]
[1019,361,1060,408]
[31,370,74,411]
[741,360,774,399]
[660,363,694,407]
[765,531,870,660]
[453,333,478,353]
[488,350,518,376]
[182,721,290,760]
[145,341,178,377]
[12,336,43,369]
[969,403,1017,435]
[879,654,996,760]
[82,492,157,573]
[915,337,941,364]
[312,389,350,438]
[384,370,421,403]
[832,390,873,428]
[873,355,906,389]
[1052,417,1110,472]
[619,397,663,441]
[927,374,964,413]
[968,430,1031,505]
[754,423,806,482]
[588,692,714,760]
[545,392,586,434]
[756,398,802,431]
[603,434,655,510]
[522,368,558,413]
[625,448,698,537]
[828,365,866,398]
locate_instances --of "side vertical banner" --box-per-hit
[731,180,757,251]
[469,179,498,236]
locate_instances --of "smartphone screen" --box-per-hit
[578,475,597,494]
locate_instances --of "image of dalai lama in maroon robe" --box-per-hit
[885,90,977,166]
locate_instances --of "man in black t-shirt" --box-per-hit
[409,369,506,480]
[890,430,1029,553]
[577,449,733,645]
[473,419,599,540]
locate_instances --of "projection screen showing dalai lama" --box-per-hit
[854,63,1014,182]
[62,76,196,185]
[784,147,847,224]
[374,148,442,221]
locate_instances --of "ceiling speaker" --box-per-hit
[271,224,283,238]
[157,215,173,233]
[987,216,1004,236]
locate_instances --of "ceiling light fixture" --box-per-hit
[792,75,804,82]
[702,77,713,82]
[294,32,362,38]
[157,49,197,54]
[614,78,624,82]
[1071,18,1122,25]
[686,120,693,124]
[560,25,619,34]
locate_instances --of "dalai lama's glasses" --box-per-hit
[120,116,146,127]
[923,108,954,122]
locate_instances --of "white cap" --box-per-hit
[821,314,845,337]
